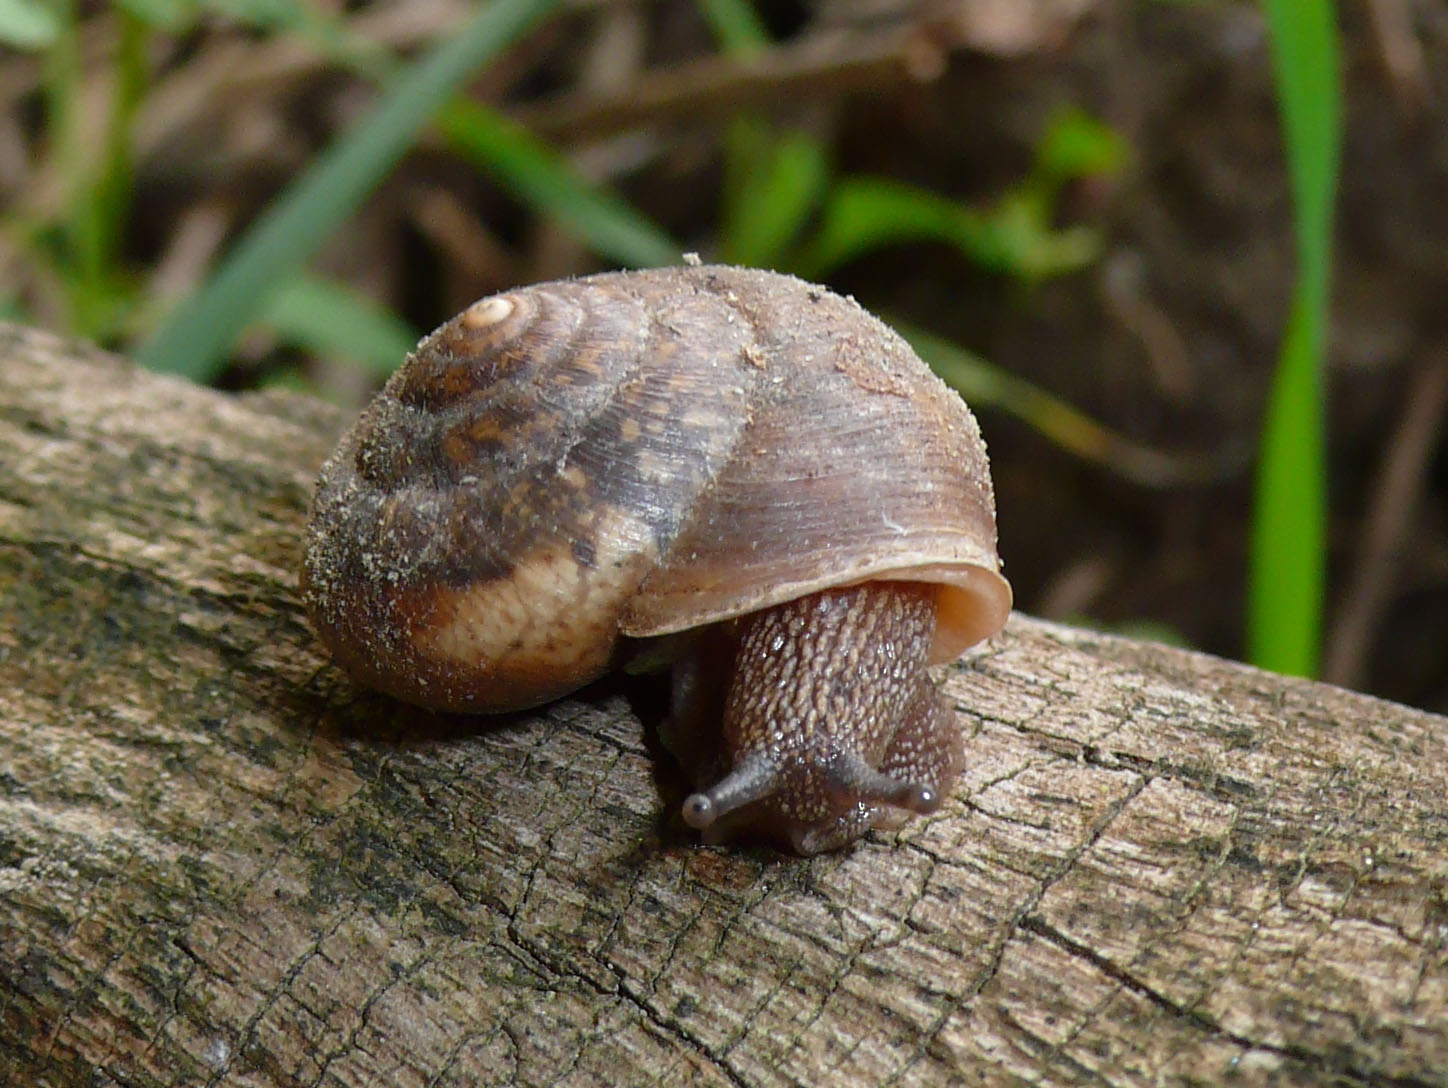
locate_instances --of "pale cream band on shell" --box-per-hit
[414,506,657,683]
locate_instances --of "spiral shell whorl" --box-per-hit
[301,271,757,710]
[301,265,1010,713]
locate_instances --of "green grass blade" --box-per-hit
[1249,0,1341,676]
[62,10,147,339]
[903,321,1237,487]
[112,0,194,28]
[259,274,420,378]
[695,0,769,53]
[138,0,565,380]
[700,2,829,269]
[720,128,828,267]
[438,102,679,269]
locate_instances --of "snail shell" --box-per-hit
[301,264,1011,852]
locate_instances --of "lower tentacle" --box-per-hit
[666,580,963,853]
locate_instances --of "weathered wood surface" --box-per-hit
[1,321,1445,1087]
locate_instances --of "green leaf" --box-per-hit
[1248,0,1341,677]
[438,101,679,270]
[1035,108,1129,184]
[0,0,60,49]
[977,190,1103,280]
[797,177,1101,282]
[796,178,972,276]
[259,275,420,377]
[138,0,566,381]
[695,0,770,54]
[113,0,196,28]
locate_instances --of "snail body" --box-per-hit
[301,264,1010,853]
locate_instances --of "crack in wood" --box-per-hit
[6,332,1448,1085]
[1018,913,1438,1088]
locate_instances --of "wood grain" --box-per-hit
[1,323,1444,1086]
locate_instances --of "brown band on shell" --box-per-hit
[302,265,1010,715]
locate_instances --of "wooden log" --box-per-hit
[1,322,1444,1086]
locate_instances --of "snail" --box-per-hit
[300,264,1011,854]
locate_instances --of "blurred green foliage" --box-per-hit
[2,0,1123,391]
[1,0,1339,674]
[136,0,567,379]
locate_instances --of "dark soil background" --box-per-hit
[927,2,1448,713]
[9,0,1446,712]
